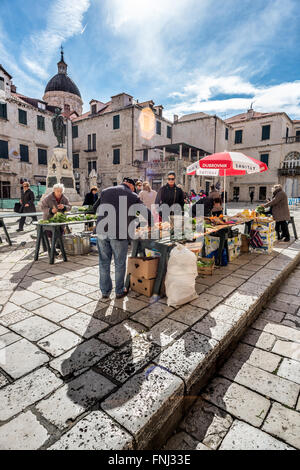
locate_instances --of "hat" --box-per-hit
[91,186,98,191]
[123,177,136,187]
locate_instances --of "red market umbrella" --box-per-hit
[187,151,268,213]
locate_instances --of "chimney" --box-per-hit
[174,114,178,123]
[11,84,17,93]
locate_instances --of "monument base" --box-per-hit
[38,147,82,209]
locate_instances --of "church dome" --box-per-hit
[44,48,81,98]
[45,73,81,98]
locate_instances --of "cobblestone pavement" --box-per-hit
[164,265,300,450]
[0,211,299,450]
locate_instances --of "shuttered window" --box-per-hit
[18,109,27,125]
[113,148,120,165]
[88,134,91,150]
[0,103,7,119]
[73,153,79,169]
[260,154,269,166]
[235,130,243,144]
[262,125,270,141]
[72,125,78,138]
[143,149,148,162]
[20,144,29,163]
[0,140,8,159]
[92,133,96,150]
[38,148,47,165]
[167,126,172,139]
[37,115,45,130]
[0,77,4,91]
[113,115,120,129]
[225,128,229,140]
[88,161,97,173]
[156,121,161,135]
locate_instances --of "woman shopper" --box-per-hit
[16,182,37,232]
[139,181,158,222]
[83,186,99,207]
[263,185,290,242]
[209,185,223,216]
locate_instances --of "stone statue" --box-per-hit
[52,107,65,147]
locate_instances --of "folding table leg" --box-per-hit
[49,228,57,264]
[153,247,168,296]
[56,229,67,262]
[125,239,140,291]
[1,220,12,246]
[290,217,298,240]
[34,225,42,261]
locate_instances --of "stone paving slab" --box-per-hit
[36,370,115,430]
[0,338,49,379]
[262,402,300,449]
[219,358,299,408]
[49,411,134,450]
[241,327,277,352]
[10,316,60,342]
[202,377,270,427]
[219,420,293,450]
[0,367,62,421]
[163,431,211,451]
[60,312,108,339]
[102,365,184,450]
[0,410,50,450]
[277,358,300,385]
[37,329,82,357]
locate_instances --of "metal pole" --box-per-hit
[224,170,226,215]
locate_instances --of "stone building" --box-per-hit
[71,96,201,194]
[225,109,300,201]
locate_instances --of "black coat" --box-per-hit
[95,183,152,240]
[155,184,185,209]
[20,189,36,214]
[83,191,98,206]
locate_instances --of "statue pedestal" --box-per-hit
[38,147,82,209]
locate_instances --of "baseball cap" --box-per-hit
[123,177,136,187]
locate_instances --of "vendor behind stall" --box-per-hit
[41,184,71,256]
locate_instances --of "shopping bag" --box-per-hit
[14,202,22,213]
[166,244,198,307]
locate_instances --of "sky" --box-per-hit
[1,0,300,120]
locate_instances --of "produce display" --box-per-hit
[39,212,97,224]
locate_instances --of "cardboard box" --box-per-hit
[127,257,159,280]
[241,234,249,253]
[130,276,155,297]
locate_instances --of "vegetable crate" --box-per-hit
[197,257,215,276]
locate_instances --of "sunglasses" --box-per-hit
[168,177,175,180]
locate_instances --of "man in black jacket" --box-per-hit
[155,172,185,222]
[190,196,214,218]
[17,182,37,232]
[95,177,152,299]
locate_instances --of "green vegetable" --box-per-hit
[256,206,265,214]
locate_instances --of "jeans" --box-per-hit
[97,238,129,295]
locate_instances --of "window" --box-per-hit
[167,126,172,139]
[225,128,229,140]
[0,140,8,159]
[0,103,7,119]
[92,133,96,151]
[143,149,148,162]
[113,148,120,165]
[156,121,161,135]
[91,104,97,114]
[18,109,27,125]
[235,130,243,144]
[0,181,10,198]
[262,125,270,141]
[113,114,120,130]
[260,153,269,166]
[0,77,4,91]
[38,148,47,165]
[296,130,300,142]
[37,115,45,131]
[73,153,79,169]
[88,161,97,173]
[72,125,78,138]
[20,144,29,163]
[38,102,46,110]
[88,134,91,150]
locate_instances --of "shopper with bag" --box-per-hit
[263,185,290,242]
[16,182,37,232]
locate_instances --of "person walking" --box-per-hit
[135,181,143,194]
[16,182,37,232]
[263,185,290,241]
[96,177,152,299]
[155,172,185,222]
[83,186,99,207]
[250,190,254,204]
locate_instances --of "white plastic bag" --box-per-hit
[166,244,198,307]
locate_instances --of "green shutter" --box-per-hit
[0,103,7,119]
[235,130,243,144]
[72,125,78,138]
[113,149,120,164]
[20,145,29,162]
[38,149,47,165]
[73,153,79,169]
[260,154,269,166]
[262,125,270,140]
[18,109,27,125]
[113,115,120,129]
[0,140,8,159]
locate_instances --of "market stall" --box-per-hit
[0,211,43,246]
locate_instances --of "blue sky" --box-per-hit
[1,0,300,119]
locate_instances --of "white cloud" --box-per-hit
[21,0,90,79]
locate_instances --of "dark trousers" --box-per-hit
[275,221,290,240]
[19,215,37,230]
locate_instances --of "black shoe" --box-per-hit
[102,294,111,299]
[16,229,24,232]
[116,291,128,299]
[54,250,60,256]
[283,238,290,242]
